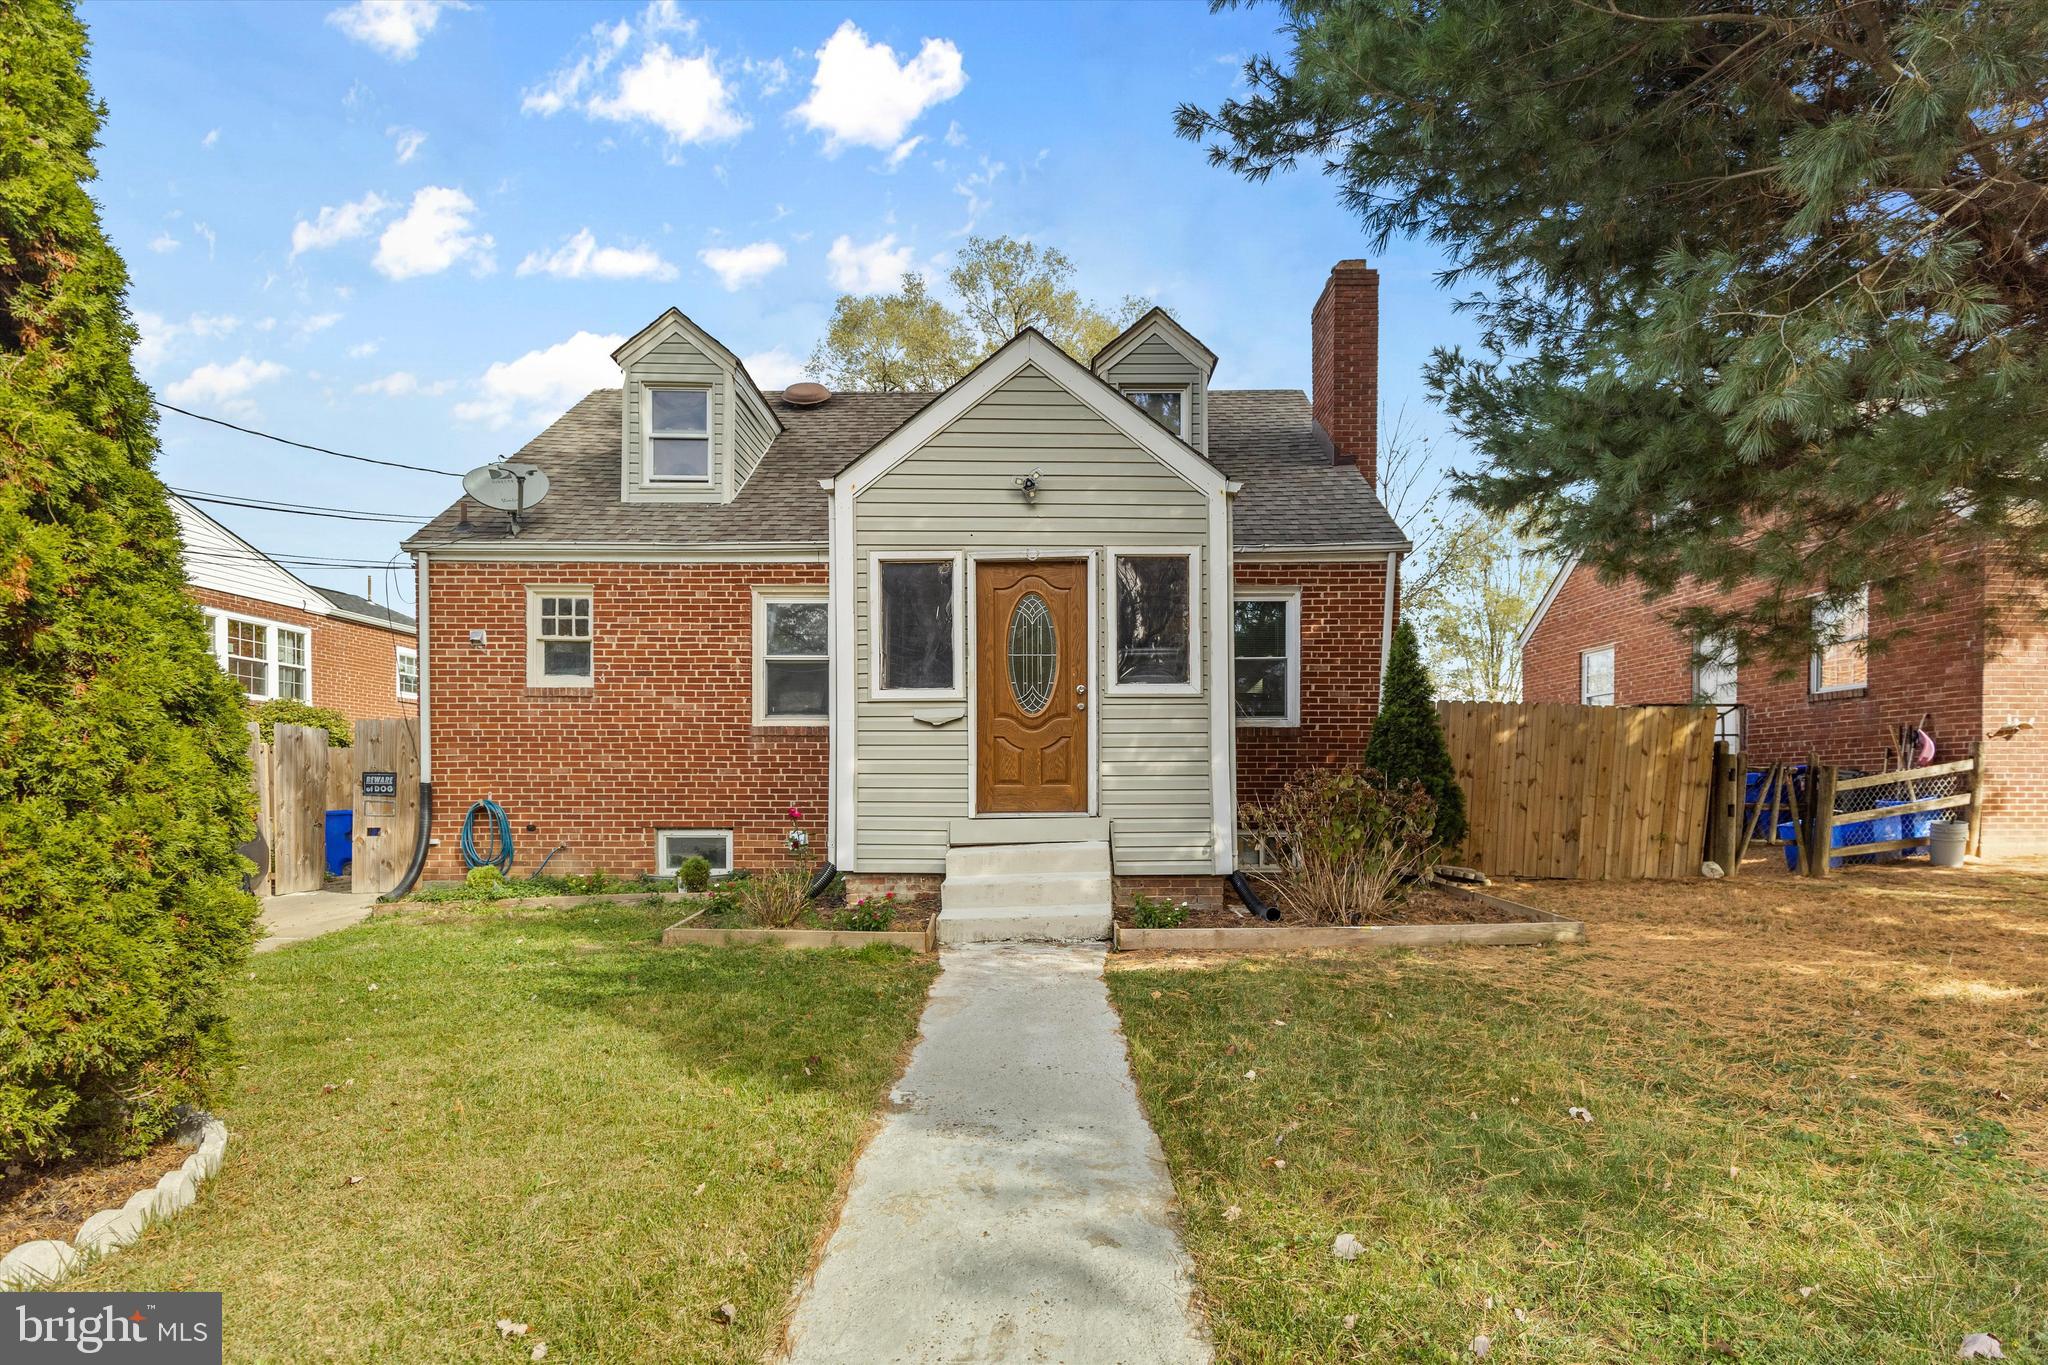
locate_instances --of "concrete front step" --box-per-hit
[942,871,1113,912]
[945,840,1109,880]
[935,904,1113,945]
[947,815,1109,846]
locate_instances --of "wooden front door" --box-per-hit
[976,560,1089,813]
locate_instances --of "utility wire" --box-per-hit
[171,488,423,524]
[155,400,466,477]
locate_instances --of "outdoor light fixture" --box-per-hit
[1013,468,1043,503]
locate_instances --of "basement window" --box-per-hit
[657,829,731,878]
[1810,587,1868,694]
[527,587,593,687]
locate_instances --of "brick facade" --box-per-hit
[421,561,829,882]
[1311,260,1380,485]
[1233,559,1392,808]
[1521,559,2048,856]
[187,585,418,727]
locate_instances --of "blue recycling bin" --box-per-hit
[323,809,354,877]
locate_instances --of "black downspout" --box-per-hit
[381,782,434,902]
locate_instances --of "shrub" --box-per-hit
[732,868,813,928]
[1364,618,1468,851]
[465,865,504,892]
[0,2,258,1166]
[836,895,895,932]
[1240,768,1440,926]
[249,698,352,747]
[1131,894,1188,929]
[677,855,712,893]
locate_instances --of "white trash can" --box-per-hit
[1929,820,1968,867]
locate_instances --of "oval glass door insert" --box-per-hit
[1007,592,1057,714]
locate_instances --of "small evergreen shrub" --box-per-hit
[250,698,352,747]
[465,866,504,892]
[837,896,895,932]
[677,855,712,893]
[1131,894,1189,929]
[1364,619,1469,851]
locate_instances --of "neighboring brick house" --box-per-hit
[403,261,1409,923]
[172,495,420,727]
[1519,553,2048,857]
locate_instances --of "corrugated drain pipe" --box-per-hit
[381,782,434,902]
[1227,869,1281,922]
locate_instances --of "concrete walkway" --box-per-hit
[256,889,377,952]
[782,944,1210,1364]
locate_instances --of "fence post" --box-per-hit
[1804,763,1839,879]
[1965,740,1986,857]
[1706,741,1741,876]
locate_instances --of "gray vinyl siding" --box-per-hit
[730,384,775,495]
[622,331,726,503]
[1100,333,1207,453]
[852,363,1218,876]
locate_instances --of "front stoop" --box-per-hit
[938,840,1113,944]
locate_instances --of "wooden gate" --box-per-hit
[1438,702,1719,880]
[351,718,420,895]
[246,722,356,895]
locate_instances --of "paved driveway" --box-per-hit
[256,890,377,952]
[781,943,1210,1364]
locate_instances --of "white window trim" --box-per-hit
[753,586,829,727]
[1580,644,1616,707]
[206,608,314,703]
[656,828,732,877]
[643,383,713,485]
[868,552,965,702]
[525,585,594,689]
[1120,385,1190,439]
[396,644,420,701]
[1233,588,1300,728]
[1809,585,1870,695]
[1106,547,1202,698]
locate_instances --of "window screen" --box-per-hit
[1115,555,1191,685]
[763,599,828,717]
[879,560,954,692]
[1233,598,1290,719]
[649,388,710,481]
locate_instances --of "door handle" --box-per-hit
[1076,683,1087,695]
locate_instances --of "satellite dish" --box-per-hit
[462,461,550,529]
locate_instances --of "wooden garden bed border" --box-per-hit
[1111,880,1584,952]
[380,889,703,914]
[661,913,938,952]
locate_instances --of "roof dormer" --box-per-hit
[612,308,783,505]
[1090,307,1219,455]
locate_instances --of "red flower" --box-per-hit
[885,891,895,900]
[788,806,802,821]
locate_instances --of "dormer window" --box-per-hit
[648,388,711,482]
[1123,388,1186,438]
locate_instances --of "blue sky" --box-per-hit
[83,0,1475,609]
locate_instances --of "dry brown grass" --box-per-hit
[1499,854,2048,1162]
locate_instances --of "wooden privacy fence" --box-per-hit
[246,722,356,895]
[351,718,420,896]
[1438,702,1720,880]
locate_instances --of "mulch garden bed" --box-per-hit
[1114,884,1525,930]
[0,1138,190,1249]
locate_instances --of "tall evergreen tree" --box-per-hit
[1181,1,2048,661]
[1366,619,1468,851]
[1,0,256,1164]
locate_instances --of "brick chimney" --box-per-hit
[1311,259,1380,483]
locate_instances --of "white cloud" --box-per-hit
[192,222,217,258]
[525,4,742,150]
[297,312,344,337]
[165,357,288,405]
[348,340,380,358]
[698,240,786,290]
[389,126,427,163]
[884,134,924,170]
[517,228,679,281]
[587,44,747,145]
[943,119,966,148]
[148,232,180,254]
[745,55,790,96]
[325,0,465,62]
[454,330,623,430]
[374,186,493,279]
[187,313,240,339]
[826,233,912,293]
[794,21,965,155]
[954,156,1003,234]
[133,311,239,371]
[201,128,220,149]
[291,192,391,259]
[742,347,807,391]
[356,370,453,397]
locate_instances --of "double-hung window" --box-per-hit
[1233,590,1299,725]
[396,645,420,701]
[528,587,593,687]
[1810,586,1868,694]
[647,388,711,483]
[871,555,960,698]
[755,589,829,723]
[1111,550,1198,693]
[208,611,310,701]
[1580,645,1616,706]
[1122,389,1186,438]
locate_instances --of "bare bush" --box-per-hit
[732,869,813,929]
[1241,768,1441,926]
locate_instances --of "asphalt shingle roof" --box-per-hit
[406,386,1407,552]
[319,587,416,631]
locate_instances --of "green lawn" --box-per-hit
[1109,915,2048,1362]
[74,902,937,1363]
